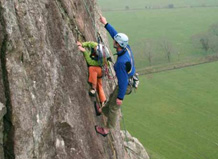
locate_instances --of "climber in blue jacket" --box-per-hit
[95,16,136,137]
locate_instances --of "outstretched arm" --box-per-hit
[100,16,118,39]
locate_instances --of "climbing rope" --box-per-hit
[81,0,116,82]
[101,116,118,159]
[0,142,15,158]
[81,0,98,41]
[121,107,132,159]
[81,3,123,158]
[97,33,117,83]
[75,25,84,42]
[55,0,84,43]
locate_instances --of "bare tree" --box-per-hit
[208,23,218,53]
[191,32,210,53]
[160,38,174,63]
[132,38,155,66]
[143,39,154,66]
[137,39,154,66]
[209,23,218,37]
[200,37,209,52]
[208,35,218,53]
[192,23,218,54]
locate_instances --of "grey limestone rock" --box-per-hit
[0,0,149,159]
[0,102,6,159]
[121,130,150,159]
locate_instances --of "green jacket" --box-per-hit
[82,41,100,66]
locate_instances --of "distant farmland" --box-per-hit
[98,1,218,70]
[122,61,218,159]
[98,1,218,159]
[98,0,218,11]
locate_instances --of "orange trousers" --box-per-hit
[88,66,106,103]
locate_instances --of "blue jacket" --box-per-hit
[105,23,136,100]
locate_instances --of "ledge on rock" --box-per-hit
[121,130,150,159]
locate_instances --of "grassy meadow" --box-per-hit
[97,0,218,69]
[97,1,218,159]
[122,61,218,159]
[98,0,218,10]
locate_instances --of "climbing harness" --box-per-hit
[125,48,140,94]
[96,33,116,81]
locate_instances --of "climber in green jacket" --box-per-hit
[77,41,108,105]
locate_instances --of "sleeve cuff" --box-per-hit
[104,23,109,28]
[117,97,123,100]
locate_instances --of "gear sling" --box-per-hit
[125,48,139,95]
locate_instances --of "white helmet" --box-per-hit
[96,44,110,58]
[114,33,128,48]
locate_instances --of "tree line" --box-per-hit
[132,23,218,67]
[192,23,218,54]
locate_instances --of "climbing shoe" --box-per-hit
[89,88,96,96]
[95,126,109,137]
[94,102,101,116]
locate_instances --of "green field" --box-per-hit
[122,61,218,159]
[97,0,218,69]
[97,1,218,158]
[98,0,218,10]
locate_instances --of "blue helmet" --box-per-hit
[114,33,129,48]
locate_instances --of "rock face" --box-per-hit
[0,8,6,157]
[121,131,150,159]
[0,103,6,159]
[0,0,149,159]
